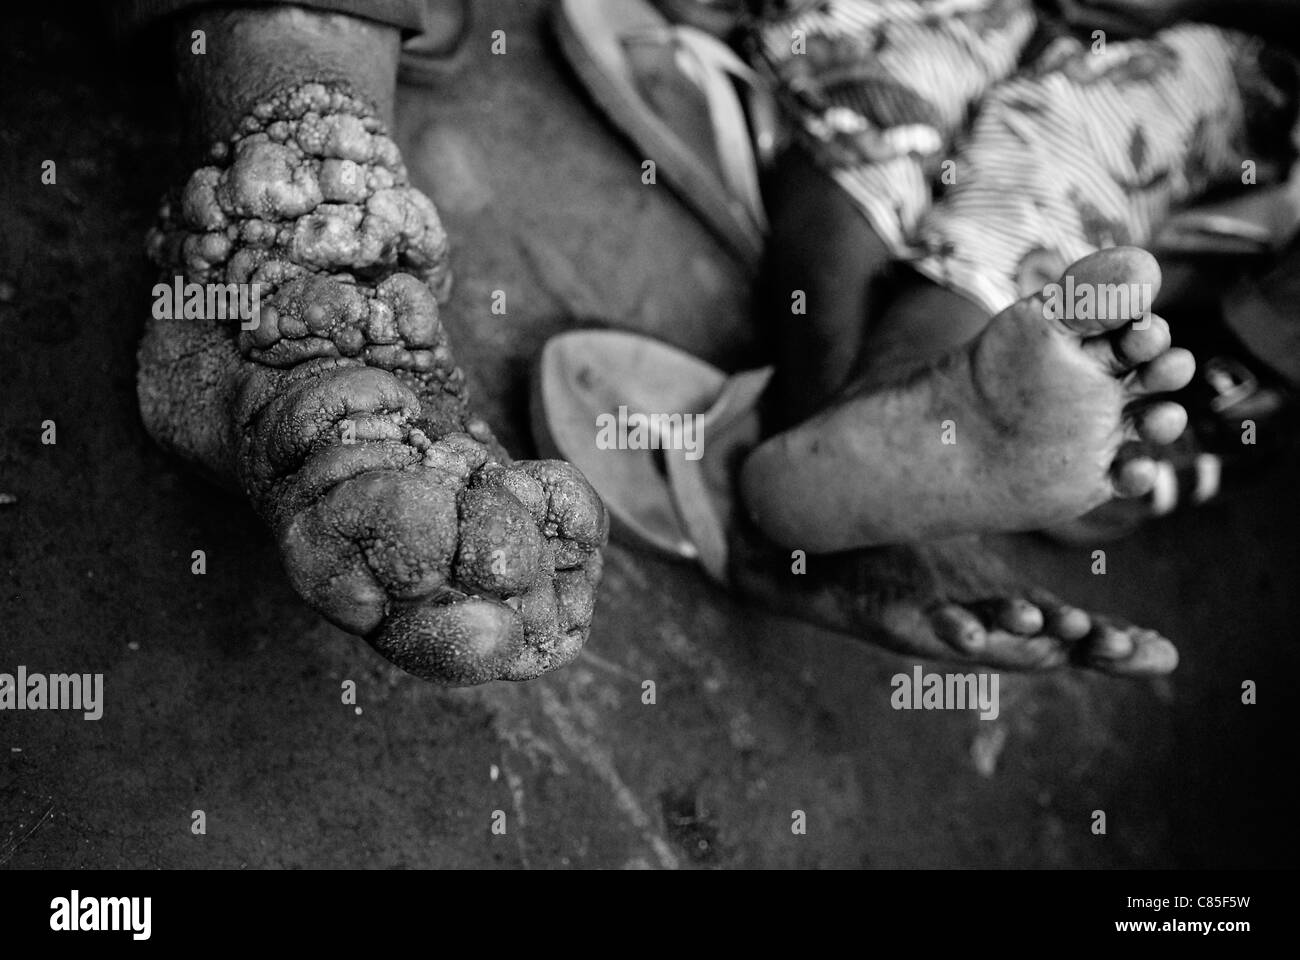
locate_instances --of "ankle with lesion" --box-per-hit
[142,80,489,500]
[148,80,451,297]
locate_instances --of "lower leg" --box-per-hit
[756,146,893,433]
[171,6,401,148]
[756,144,996,429]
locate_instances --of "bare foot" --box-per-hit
[699,392,1177,677]
[137,9,607,684]
[740,247,1196,552]
[730,528,1178,677]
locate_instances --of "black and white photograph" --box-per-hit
[0,0,1295,927]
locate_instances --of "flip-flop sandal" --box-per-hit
[530,328,771,580]
[653,0,752,39]
[553,0,777,271]
[399,0,472,84]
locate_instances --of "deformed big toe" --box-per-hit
[277,467,466,636]
[370,597,522,686]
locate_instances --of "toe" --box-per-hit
[453,481,548,598]
[520,459,609,563]
[1130,401,1188,445]
[931,603,989,655]
[987,596,1045,636]
[370,597,523,686]
[1049,246,1162,336]
[1080,621,1179,676]
[1046,604,1092,641]
[1085,621,1136,660]
[1112,454,1159,498]
[1027,589,1093,640]
[1114,629,1179,676]
[1130,347,1196,395]
[980,631,1069,671]
[931,600,1068,670]
[1086,314,1171,374]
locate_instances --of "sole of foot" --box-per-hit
[740,246,1197,552]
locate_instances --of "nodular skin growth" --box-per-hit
[138,82,609,685]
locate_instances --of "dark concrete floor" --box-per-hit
[1,0,1296,869]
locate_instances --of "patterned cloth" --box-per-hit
[751,0,1299,313]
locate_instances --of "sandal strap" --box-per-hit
[624,24,773,232]
[662,368,773,583]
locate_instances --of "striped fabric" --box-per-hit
[914,25,1284,312]
[753,0,1037,252]
[750,0,1297,314]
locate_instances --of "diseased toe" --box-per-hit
[277,469,461,635]
[276,455,607,683]
[520,459,610,563]
[369,597,523,686]
[554,567,597,634]
[453,482,547,598]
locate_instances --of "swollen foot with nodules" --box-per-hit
[138,9,606,684]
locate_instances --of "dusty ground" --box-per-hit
[1,0,1296,869]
